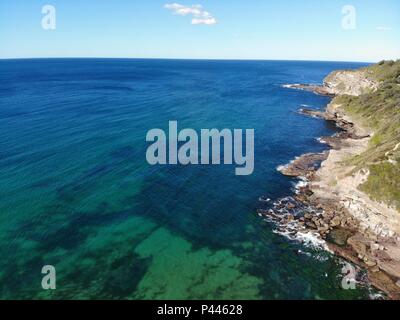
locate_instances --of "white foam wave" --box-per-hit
[293,178,308,192]
[317,137,327,144]
[273,225,330,252]
[276,156,301,173]
[282,84,300,88]
[295,230,330,251]
[276,164,287,172]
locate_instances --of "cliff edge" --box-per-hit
[279,60,400,298]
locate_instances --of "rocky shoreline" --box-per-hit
[263,79,400,299]
[283,84,335,96]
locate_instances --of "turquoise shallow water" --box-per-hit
[0,59,373,299]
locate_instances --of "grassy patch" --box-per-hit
[359,162,400,210]
[362,59,400,83]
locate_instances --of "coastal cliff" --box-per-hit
[323,68,380,96]
[278,60,400,299]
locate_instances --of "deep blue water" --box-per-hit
[0,59,372,299]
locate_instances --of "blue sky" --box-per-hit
[0,0,399,62]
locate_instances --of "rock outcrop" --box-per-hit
[284,68,380,97]
[323,69,380,96]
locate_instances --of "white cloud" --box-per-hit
[376,26,392,31]
[191,17,217,25]
[164,3,217,25]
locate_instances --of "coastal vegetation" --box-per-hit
[333,60,400,209]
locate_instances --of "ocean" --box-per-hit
[0,58,374,299]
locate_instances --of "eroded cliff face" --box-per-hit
[323,69,380,96]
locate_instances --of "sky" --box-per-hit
[0,0,399,62]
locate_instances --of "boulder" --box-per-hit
[306,222,317,229]
[365,260,377,267]
[304,213,312,220]
[370,266,380,273]
[327,228,354,247]
[330,216,341,227]
[287,203,296,210]
[347,233,371,257]
[370,243,380,252]
[376,245,400,279]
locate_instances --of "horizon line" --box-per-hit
[0,56,377,64]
